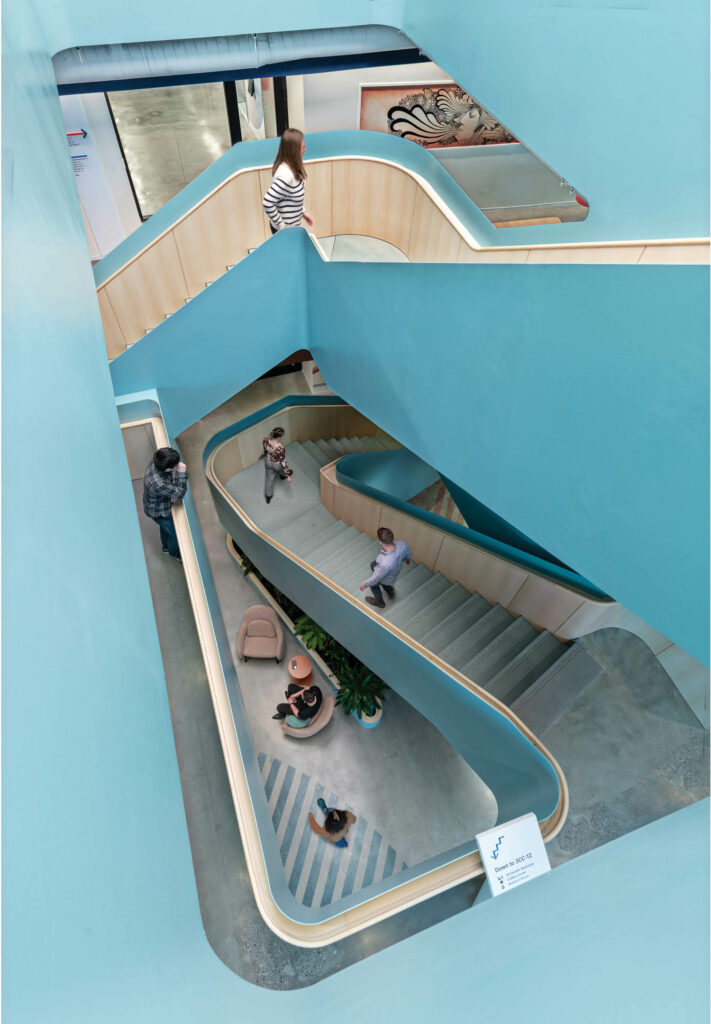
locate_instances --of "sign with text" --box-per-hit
[476,813,551,897]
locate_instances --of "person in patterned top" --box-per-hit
[143,447,188,562]
[263,426,293,504]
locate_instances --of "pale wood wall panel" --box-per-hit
[507,575,585,633]
[305,161,333,238]
[104,231,188,344]
[98,288,127,359]
[334,487,382,539]
[638,243,710,264]
[408,190,461,262]
[434,535,527,605]
[331,162,417,253]
[174,171,266,296]
[383,508,445,567]
[212,439,244,483]
[527,245,644,264]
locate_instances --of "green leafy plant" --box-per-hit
[293,614,334,653]
[334,661,387,719]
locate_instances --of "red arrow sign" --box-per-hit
[66,129,87,138]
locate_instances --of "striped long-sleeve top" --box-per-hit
[262,162,305,230]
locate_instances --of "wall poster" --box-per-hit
[359,82,516,149]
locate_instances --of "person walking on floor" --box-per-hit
[308,799,357,848]
[143,447,188,564]
[262,128,314,235]
[263,426,293,504]
[360,526,412,608]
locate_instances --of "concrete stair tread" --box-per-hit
[299,520,352,558]
[336,437,361,453]
[485,631,566,706]
[315,439,339,462]
[357,436,382,451]
[385,575,451,628]
[459,617,539,687]
[400,583,471,641]
[301,439,331,467]
[316,533,375,576]
[284,442,323,487]
[348,436,369,452]
[270,504,336,550]
[368,436,391,450]
[509,642,605,733]
[305,526,362,567]
[327,437,347,455]
[329,538,382,585]
[418,594,492,655]
[438,605,515,671]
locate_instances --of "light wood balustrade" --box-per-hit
[98,156,710,357]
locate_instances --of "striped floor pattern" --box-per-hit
[258,752,408,908]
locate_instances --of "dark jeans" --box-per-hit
[369,560,394,605]
[151,514,179,558]
[270,224,278,235]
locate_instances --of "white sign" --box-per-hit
[476,813,551,897]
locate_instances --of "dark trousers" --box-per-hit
[270,224,278,235]
[369,560,394,604]
[277,682,303,718]
[151,514,179,558]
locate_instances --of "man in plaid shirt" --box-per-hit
[143,447,189,563]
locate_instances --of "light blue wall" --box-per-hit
[112,232,709,662]
[42,0,709,243]
[3,0,709,1018]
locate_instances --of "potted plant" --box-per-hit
[334,661,387,728]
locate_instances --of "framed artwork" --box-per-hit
[358,82,516,149]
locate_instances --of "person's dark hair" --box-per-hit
[324,809,348,834]
[269,427,285,440]
[272,128,307,182]
[377,527,394,545]
[154,447,180,472]
[302,687,320,706]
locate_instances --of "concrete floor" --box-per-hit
[108,84,232,216]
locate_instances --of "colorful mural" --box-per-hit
[360,83,516,149]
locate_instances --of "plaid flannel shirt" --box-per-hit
[143,461,189,519]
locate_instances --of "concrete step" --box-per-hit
[316,533,375,578]
[299,519,352,558]
[405,584,472,642]
[330,535,382,584]
[339,554,427,598]
[302,439,330,467]
[304,524,361,567]
[284,441,323,488]
[348,436,369,452]
[327,437,348,456]
[419,594,492,656]
[486,630,566,706]
[357,436,382,451]
[270,504,335,551]
[509,642,605,733]
[315,439,340,462]
[369,436,391,450]
[438,605,515,671]
[459,617,539,687]
[386,575,452,628]
[336,436,361,454]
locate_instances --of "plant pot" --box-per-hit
[351,706,382,729]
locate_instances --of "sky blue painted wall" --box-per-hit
[112,232,709,662]
[38,0,710,243]
[3,0,709,1018]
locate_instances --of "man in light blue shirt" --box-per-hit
[360,526,412,608]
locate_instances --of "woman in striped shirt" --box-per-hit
[262,128,314,234]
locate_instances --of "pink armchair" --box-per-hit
[237,605,285,663]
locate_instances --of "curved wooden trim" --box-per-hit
[97,154,710,293]
[206,437,569,845]
[126,415,559,946]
